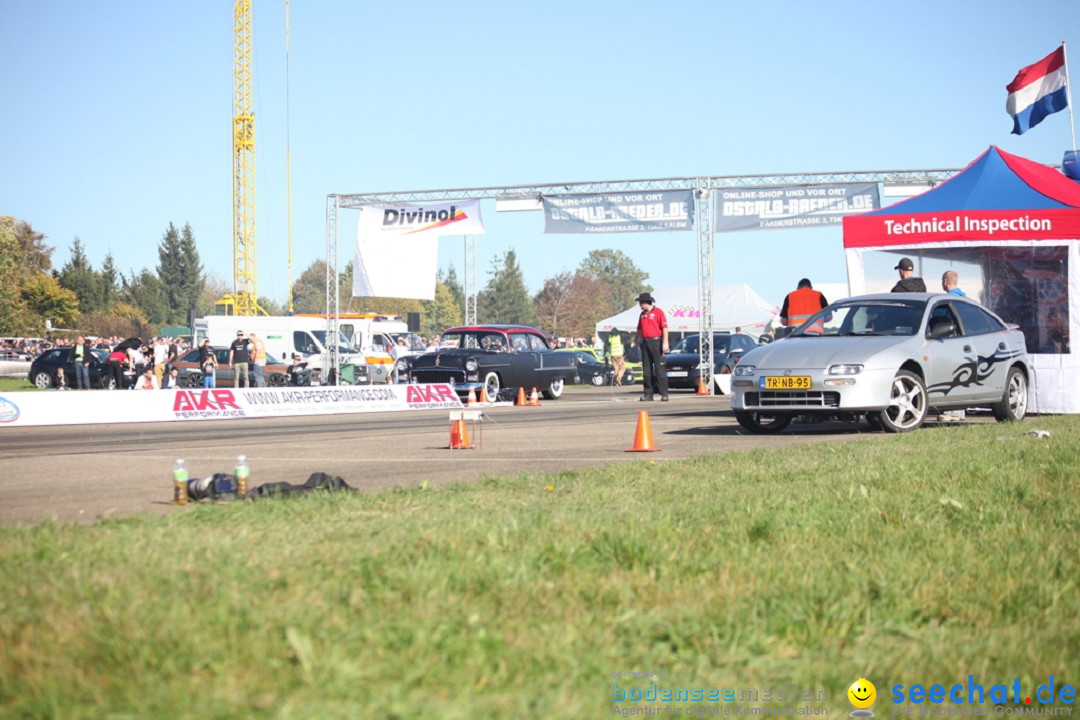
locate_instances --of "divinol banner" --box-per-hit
[714,183,880,232]
[359,199,486,239]
[542,190,694,234]
[354,199,485,300]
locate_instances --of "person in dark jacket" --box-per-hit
[891,257,927,293]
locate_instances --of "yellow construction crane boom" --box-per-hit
[218,0,264,316]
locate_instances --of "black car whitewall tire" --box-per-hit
[33,372,52,389]
[542,377,565,400]
[734,411,793,434]
[483,372,501,399]
[590,372,605,386]
[992,366,1028,422]
[877,370,927,433]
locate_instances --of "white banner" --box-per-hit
[354,200,485,299]
[0,384,463,428]
[359,199,486,239]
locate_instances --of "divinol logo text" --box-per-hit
[382,206,468,235]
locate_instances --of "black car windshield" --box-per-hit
[792,299,926,337]
[439,331,510,352]
[670,335,731,354]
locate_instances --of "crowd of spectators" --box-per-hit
[4,335,193,390]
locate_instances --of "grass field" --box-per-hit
[0,378,40,392]
[1,416,1078,719]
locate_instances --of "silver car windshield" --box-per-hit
[793,300,925,337]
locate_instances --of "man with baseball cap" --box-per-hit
[632,292,669,401]
[891,257,927,293]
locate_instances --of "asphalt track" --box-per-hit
[0,386,888,525]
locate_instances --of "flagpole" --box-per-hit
[1063,40,1077,152]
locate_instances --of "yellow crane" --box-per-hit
[216,0,265,316]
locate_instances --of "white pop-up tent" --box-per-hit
[596,284,778,338]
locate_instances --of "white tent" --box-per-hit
[596,284,778,338]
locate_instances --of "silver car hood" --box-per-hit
[741,335,912,370]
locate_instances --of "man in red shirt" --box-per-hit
[632,292,670,401]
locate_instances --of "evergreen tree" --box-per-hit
[178,223,205,319]
[123,268,169,326]
[57,237,104,313]
[100,252,119,310]
[479,249,535,325]
[156,223,185,324]
[420,280,462,334]
[442,263,465,315]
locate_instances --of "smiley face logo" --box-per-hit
[848,678,876,713]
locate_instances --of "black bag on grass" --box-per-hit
[244,472,355,500]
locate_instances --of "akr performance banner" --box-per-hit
[714,183,880,232]
[542,190,694,234]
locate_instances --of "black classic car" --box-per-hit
[398,325,578,400]
[663,332,758,390]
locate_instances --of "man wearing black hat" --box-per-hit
[891,257,927,293]
[632,292,669,401]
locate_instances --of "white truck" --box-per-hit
[293,314,427,382]
[194,315,375,384]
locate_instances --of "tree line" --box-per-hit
[288,247,651,340]
[1,215,649,341]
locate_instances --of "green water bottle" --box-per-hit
[235,455,249,496]
[173,459,189,505]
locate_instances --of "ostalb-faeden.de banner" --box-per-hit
[0,384,463,428]
[542,190,694,234]
[715,183,880,232]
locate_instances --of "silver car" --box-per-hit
[730,294,1029,433]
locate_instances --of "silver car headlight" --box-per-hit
[827,363,864,375]
[395,359,409,372]
[734,364,756,376]
[465,359,478,372]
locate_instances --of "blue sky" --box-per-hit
[4,0,1080,310]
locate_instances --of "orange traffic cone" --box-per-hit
[626,410,659,452]
[696,378,709,396]
[515,387,527,406]
[479,386,491,404]
[467,388,477,406]
[529,387,541,406]
[449,418,471,449]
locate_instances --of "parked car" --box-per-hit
[573,345,643,384]
[173,347,290,388]
[28,347,115,389]
[554,349,634,386]
[400,325,578,400]
[663,333,758,390]
[730,294,1030,433]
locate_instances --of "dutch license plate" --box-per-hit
[761,376,811,390]
[667,371,688,377]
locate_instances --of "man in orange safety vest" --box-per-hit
[780,279,829,331]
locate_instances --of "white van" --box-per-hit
[194,316,372,383]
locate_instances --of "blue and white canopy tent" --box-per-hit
[844,146,1080,413]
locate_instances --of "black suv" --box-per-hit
[28,348,115,389]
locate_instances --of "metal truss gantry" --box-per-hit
[325,166,959,386]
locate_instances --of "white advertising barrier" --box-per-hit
[0,384,463,428]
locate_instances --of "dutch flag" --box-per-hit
[1006,46,1069,135]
